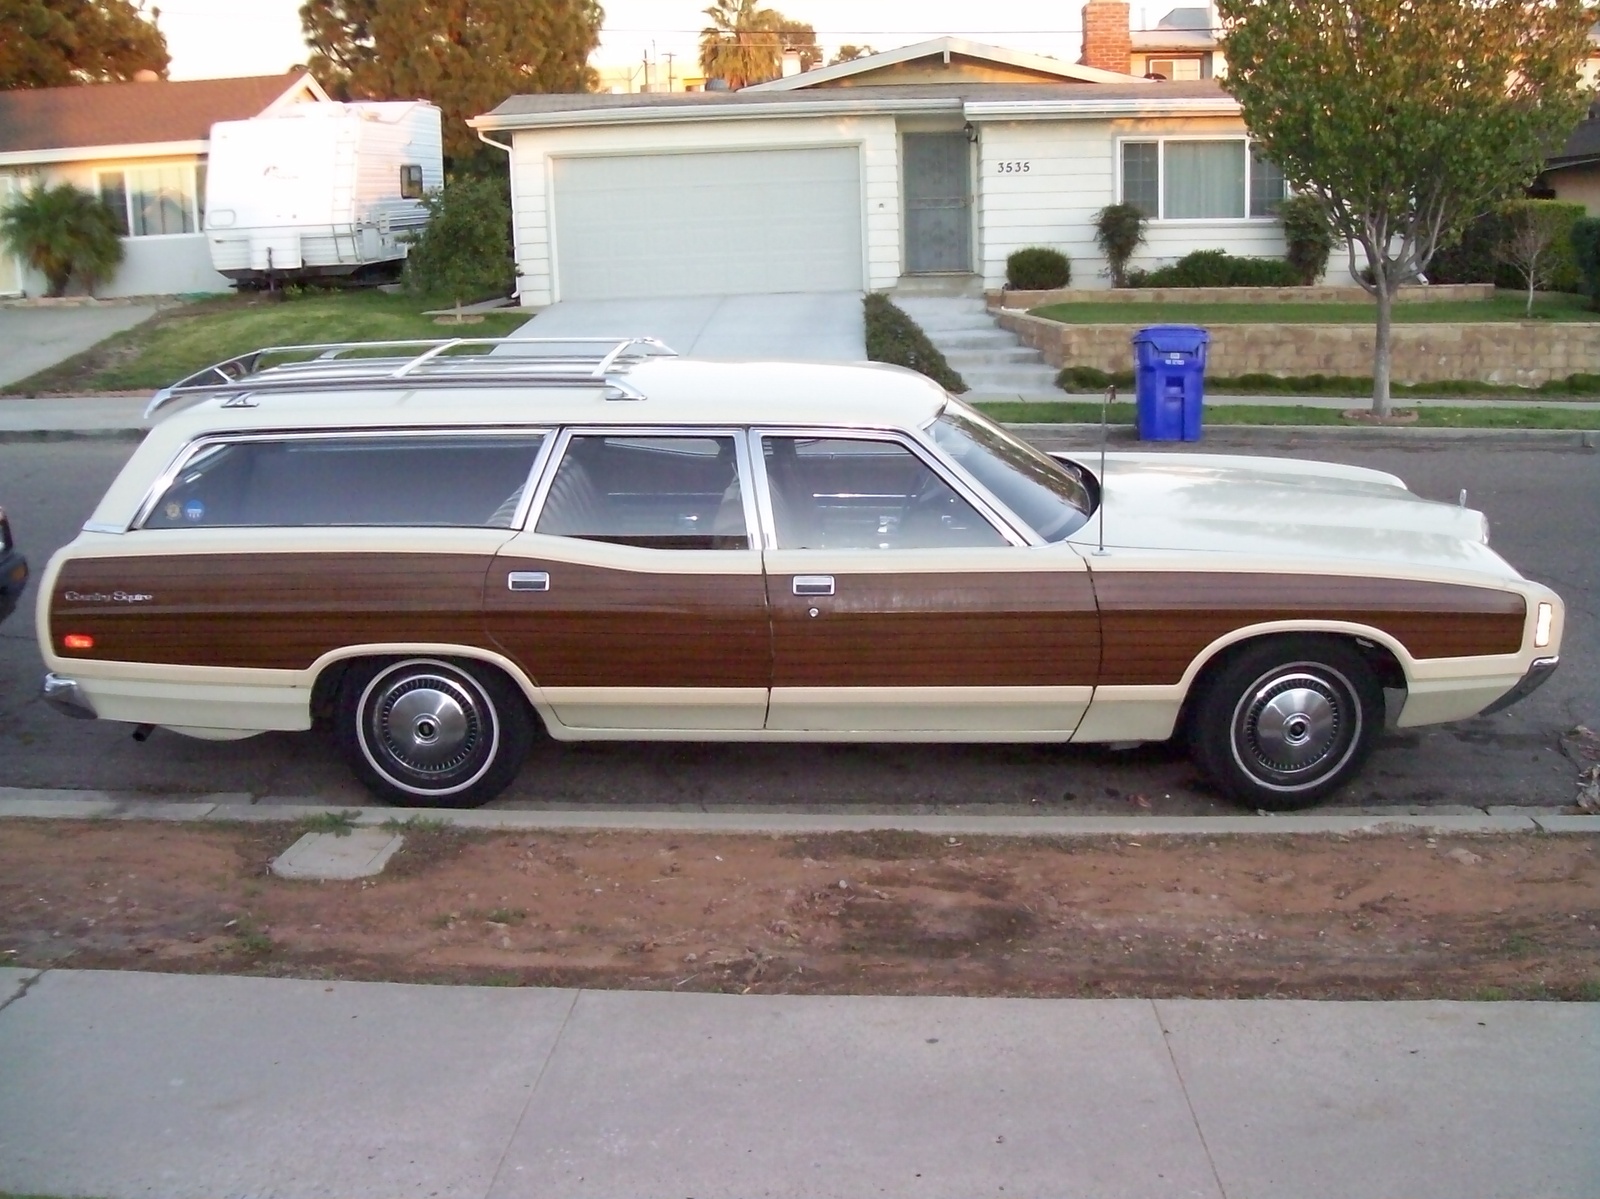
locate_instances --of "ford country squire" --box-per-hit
[37,337,1563,809]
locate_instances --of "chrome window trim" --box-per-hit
[129,426,554,532]
[526,426,759,552]
[749,426,1030,550]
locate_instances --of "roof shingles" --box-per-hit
[0,74,311,156]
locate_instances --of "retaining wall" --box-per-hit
[988,283,1496,308]
[994,312,1600,387]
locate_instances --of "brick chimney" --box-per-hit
[1080,1,1132,74]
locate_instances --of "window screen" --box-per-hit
[1121,142,1160,219]
[143,434,546,529]
[762,436,1005,551]
[98,173,131,237]
[535,435,749,550]
[1249,147,1286,218]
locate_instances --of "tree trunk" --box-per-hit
[1526,274,1536,318]
[1372,282,1394,416]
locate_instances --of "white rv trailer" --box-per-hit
[204,101,443,284]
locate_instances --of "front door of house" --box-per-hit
[903,132,972,274]
[0,176,21,295]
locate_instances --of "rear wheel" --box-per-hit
[1189,637,1383,811]
[336,657,531,808]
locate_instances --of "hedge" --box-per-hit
[863,293,967,392]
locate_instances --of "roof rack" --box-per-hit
[144,336,679,420]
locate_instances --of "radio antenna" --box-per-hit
[1095,383,1113,556]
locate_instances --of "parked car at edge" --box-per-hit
[0,507,27,625]
[35,338,1564,810]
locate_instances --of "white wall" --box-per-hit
[975,115,1286,290]
[505,115,902,306]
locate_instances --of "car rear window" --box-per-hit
[141,433,547,529]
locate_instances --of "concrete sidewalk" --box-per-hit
[0,968,1594,1199]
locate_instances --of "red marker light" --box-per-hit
[63,633,95,651]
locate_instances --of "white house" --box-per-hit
[469,7,1285,306]
[0,71,329,298]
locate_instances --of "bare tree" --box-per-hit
[1497,203,1568,318]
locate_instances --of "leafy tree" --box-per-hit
[830,44,875,66]
[700,0,814,88]
[0,0,168,89]
[299,0,602,162]
[0,181,124,296]
[1093,202,1146,288]
[1217,0,1593,414]
[402,174,514,317]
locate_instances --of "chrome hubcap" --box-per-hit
[359,663,496,793]
[1232,666,1359,791]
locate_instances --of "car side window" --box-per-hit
[142,434,547,529]
[762,436,1006,550]
[534,434,749,550]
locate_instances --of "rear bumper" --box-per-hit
[1479,656,1560,716]
[41,673,97,720]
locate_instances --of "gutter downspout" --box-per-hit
[475,130,524,306]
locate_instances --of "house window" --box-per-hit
[1119,138,1286,221]
[400,163,424,200]
[1147,57,1205,81]
[97,164,203,237]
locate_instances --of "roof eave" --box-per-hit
[0,138,209,167]
[470,97,963,131]
[964,97,1241,120]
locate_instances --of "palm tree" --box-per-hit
[699,0,781,89]
[0,182,125,297]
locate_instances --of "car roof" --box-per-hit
[149,358,954,439]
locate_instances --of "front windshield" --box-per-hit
[928,402,1094,542]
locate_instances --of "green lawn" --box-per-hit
[1030,292,1598,325]
[976,400,1600,429]
[3,291,532,395]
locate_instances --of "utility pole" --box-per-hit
[664,51,676,92]
[641,50,650,92]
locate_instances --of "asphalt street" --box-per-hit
[0,438,1593,814]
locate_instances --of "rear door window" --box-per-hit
[141,433,548,529]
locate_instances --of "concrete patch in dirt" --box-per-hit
[271,829,404,880]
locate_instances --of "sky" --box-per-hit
[154,0,1193,82]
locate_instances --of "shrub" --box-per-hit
[1006,246,1071,290]
[1056,365,1116,391]
[1569,217,1600,307]
[1496,199,1584,297]
[1429,209,1506,285]
[863,293,966,392]
[1279,194,1334,285]
[1133,249,1302,288]
[1093,202,1147,287]
[1432,200,1584,294]
[0,181,124,297]
[402,174,514,312]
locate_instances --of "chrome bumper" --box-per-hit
[1479,656,1560,716]
[41,673,98,720]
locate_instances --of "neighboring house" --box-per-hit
[470,2,1284,306]
[1129,5,1225,80]
[0,71,329,299]
[1539,110,1600,213]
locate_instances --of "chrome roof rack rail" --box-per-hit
[144,336,678,420]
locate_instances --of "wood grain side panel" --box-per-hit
[770,571,1101,688]
[484,559,770,688]
[51,553,494,670]
[1095,572,1527,686]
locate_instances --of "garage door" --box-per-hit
[552,146,863,300]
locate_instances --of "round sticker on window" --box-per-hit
[183,500,206,522]
[164,502,181,521]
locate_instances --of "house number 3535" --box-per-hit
[996,161,1032,173]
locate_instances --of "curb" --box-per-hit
[0,793,1594,837]
[0,427,145,444]
[1007,423,1600,451]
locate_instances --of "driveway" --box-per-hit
[509,293,866,360]
[0,304,160,389]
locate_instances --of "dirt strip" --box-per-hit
[2,820,1597,1000]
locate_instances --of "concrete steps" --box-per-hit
[889,289,1061,400]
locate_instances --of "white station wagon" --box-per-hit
[38,337,1563,810]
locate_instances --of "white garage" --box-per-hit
[550,146,865,301]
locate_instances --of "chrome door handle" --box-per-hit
[507,571,550,592]
[793,575,834,597]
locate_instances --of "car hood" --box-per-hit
[1057,451,1518,579]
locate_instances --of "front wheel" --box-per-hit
[1188,637,1383,811]
[336,657,532,808]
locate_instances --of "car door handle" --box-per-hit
[793,575,834,597]
[507,571,550,592]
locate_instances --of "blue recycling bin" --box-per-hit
[1132,325,1209,442]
